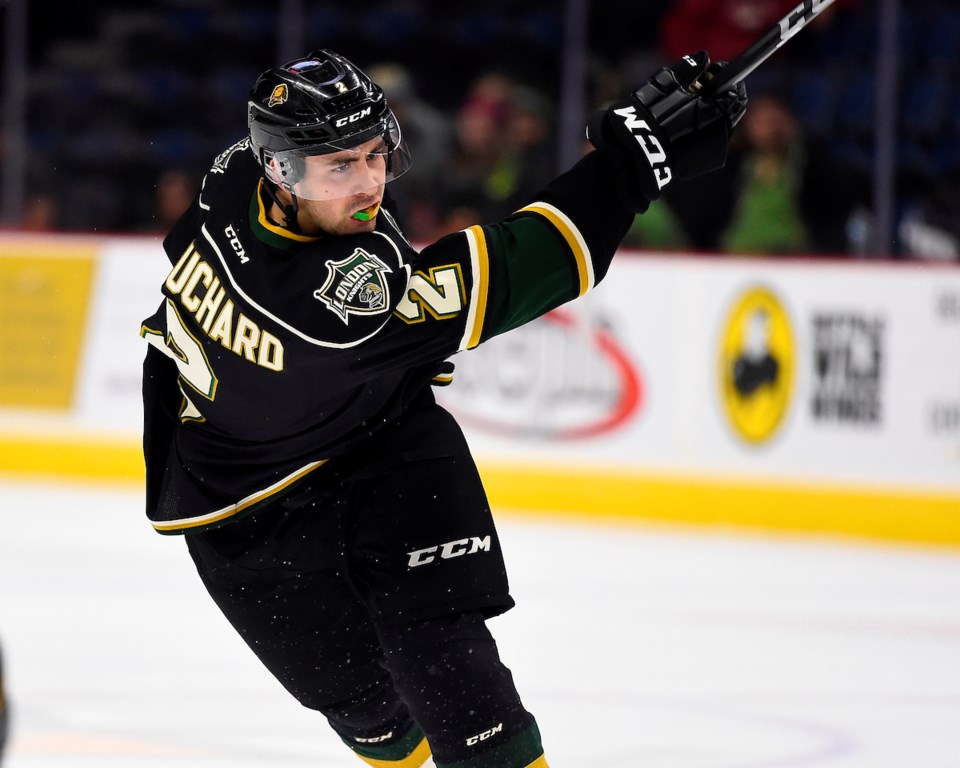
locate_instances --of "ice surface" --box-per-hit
[1,479,959,767]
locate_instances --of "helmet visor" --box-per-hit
[264,113,412,201]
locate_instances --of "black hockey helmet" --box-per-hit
[248,49,411,201]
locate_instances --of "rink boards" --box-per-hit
[1,234,958,546]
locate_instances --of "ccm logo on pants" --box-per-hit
[406,536,491,568]
[467,723,503,746]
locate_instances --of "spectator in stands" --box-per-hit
[721,92,813,253]
[366,62,454,241]
[149,169,198,233]
[622,198,691,251]
[21,192,60,231]
[656,90,861,255]
[899,178,960,260]
[432,74,558,238]
[497,85,557,210]
[430,71,515,236]
[659,0,806,62]
[720,92,860,254]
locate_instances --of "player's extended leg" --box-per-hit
[376,613,547,768]
[344,397,549,768]
[185,508,430,767]
[183,391,548,768]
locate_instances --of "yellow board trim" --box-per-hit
[0,436,144,484]
[1,438,959,547]
[355,737,431,768]
[479,462,960,549]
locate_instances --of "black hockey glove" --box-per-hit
[587,51,748,212]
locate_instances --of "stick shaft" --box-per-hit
[703,0,838,94]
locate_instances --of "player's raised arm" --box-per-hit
[586,50,747,211]
[415,52,748,353]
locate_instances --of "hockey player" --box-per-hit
[140,49,746,768]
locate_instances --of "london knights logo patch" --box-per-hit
[314,248,392,324]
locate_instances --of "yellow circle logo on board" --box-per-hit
[719,287,795,444]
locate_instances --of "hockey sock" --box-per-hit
[432,722,548,768]
[342,721,432,768]
[376,612,548,767]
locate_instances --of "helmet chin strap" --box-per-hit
[263,180,301,234]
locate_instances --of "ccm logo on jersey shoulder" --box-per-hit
[613,105,673,190]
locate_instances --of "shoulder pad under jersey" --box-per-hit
[195,223,414,350]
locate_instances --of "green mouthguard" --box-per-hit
[352,204,379,221]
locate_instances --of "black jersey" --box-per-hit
[141,138,634,534]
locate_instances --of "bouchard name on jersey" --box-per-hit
[140,138,634,534]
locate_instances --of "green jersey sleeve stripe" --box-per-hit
[518,201,594,296]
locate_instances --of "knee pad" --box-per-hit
[376,613,543,766]
[322,676,408,730]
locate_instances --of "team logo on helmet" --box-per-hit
[268,83,289,107]
[314,248,392,324]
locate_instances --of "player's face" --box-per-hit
[294,137,387,236]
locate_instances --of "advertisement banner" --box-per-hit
[2,235,958,542]
[438,256,960,493]
[0,240,98,409]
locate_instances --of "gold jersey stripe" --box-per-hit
[460,225,490,350]
[355,737,432,768]
[255,181,323,243]
[524,756,550,768]
[151,459,328,533]
[519,202,593,297]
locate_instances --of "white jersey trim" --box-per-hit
[459,227,484,351]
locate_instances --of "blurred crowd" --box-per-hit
[4,0,960,259]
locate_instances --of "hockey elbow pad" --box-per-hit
[587,51,748,211]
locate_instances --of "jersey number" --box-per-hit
[395,265,465,323]
[160,300,217,421]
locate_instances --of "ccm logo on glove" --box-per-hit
[611,105,673,190]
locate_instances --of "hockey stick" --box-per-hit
[701,0,838,95]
